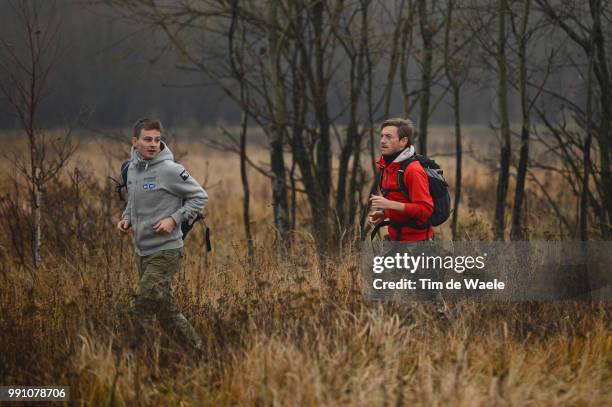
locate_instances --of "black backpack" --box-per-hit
[378,154,451,229]
[109,160,211,250]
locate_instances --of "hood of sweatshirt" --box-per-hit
[378,145,415,167]
[131,141,174,171]
[391,145,415,163]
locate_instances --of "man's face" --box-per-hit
[132,129,161,160]
[380,126,407,155]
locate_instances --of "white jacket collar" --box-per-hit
[392,145,415,163]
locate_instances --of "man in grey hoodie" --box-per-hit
[117,118,207,353]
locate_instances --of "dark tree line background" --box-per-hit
[1,0,554,129]
[1,0,611,263]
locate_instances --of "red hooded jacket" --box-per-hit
[376,147,434,241]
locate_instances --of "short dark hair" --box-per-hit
[132,118,163,139]
[380,118,414,142]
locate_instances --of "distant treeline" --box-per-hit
[0,0,574,130]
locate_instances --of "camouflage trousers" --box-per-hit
[129,248,202,352]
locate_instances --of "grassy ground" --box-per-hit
[0,133,610,405]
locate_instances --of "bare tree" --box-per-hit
[494,0,511,241]
[581,36,595,241]
[266,0,291,245]
[228,0,254,256]
[443,0,475,240]
[417,0,435,156]
[509,0,532,241]
[399,1,418,119]
[0,0,77,271]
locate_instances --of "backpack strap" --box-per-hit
[107,160,131,202]
[378,163,402,196]
[120,160,130,186]
[396,156,418,199]
[377,165,384,194]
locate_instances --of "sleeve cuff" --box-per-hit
[170,212,183,226]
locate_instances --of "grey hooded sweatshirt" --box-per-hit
[121,142,208,256]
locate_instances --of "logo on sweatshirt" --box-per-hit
[179,169,190,181]
[143,176,157,190]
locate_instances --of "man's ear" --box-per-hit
[400,137,408,149]
[131,136,138,146]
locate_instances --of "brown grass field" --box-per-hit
[0,130,610,405]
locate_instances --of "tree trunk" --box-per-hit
[451,86,462,240]
[290,44,307,237]
[417,0,433,156]
[336,51,357,233]
[267,0,290,244]
[336,0,368,237]
[230,0,253,255]
[511,0,532,241]
[494,0,511,241]
[31,184,41,270]
[400,1,415,118]
[311,0,332,250]
[443,0,462,241]
[336,119,355,232]
[382,0,405,118]
[239,109,253,256]
[580,35,595,241]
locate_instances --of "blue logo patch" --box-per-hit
[143,176,157,190]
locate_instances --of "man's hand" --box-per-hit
[117,219,131,235]
[370,195,405,213]
[368,210,385,226]
[153,217,176,234]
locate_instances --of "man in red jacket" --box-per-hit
[369,118,434,241]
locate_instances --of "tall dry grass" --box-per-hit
[0,133,610,406]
